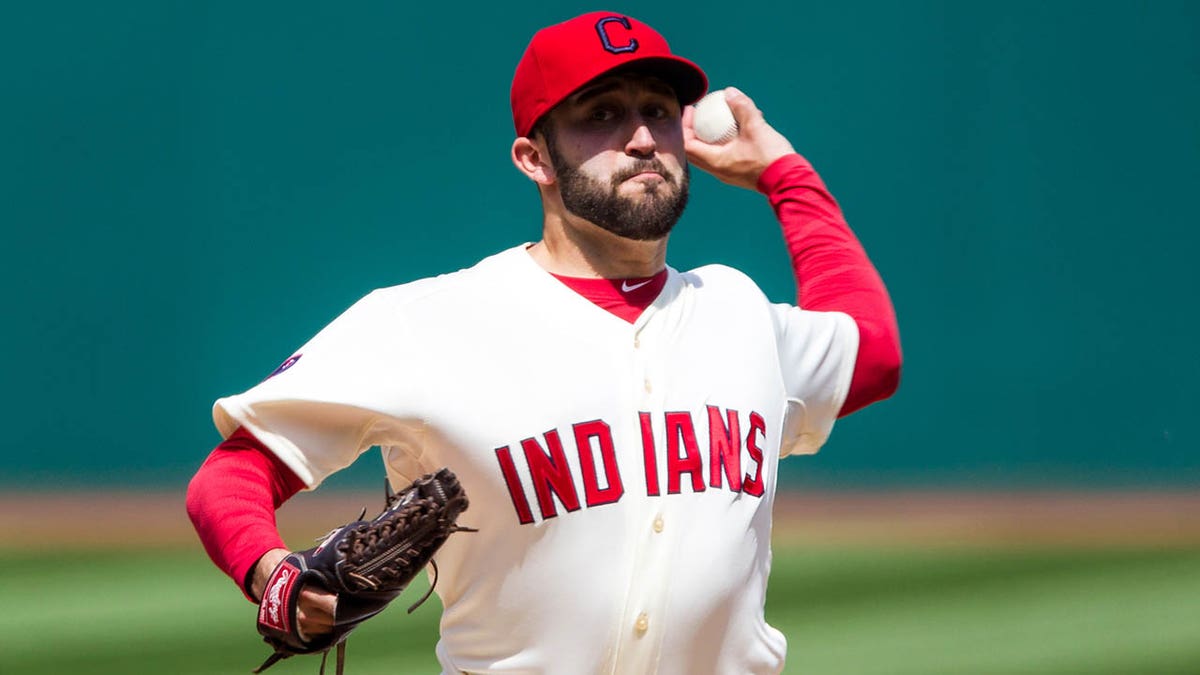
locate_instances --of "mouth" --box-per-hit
[627,171,665,182]
[616,159,672,185]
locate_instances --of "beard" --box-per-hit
[546,135,689,241]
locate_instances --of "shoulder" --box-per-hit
[677,263,769,301]
[361,245,530,314]
[290,246,530,358]
[680,263,757,283]
[676,263,856,337]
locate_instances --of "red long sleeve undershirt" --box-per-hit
[187,153,901,595]
[185,426,305,599]
[758,153,901,416]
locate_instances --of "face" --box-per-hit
[539,74,689,241]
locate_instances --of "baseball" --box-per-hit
[692,90,738,144]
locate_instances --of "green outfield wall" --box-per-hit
[2,1,1197,487]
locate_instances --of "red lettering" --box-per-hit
[666,412,705,494]
[742,411,766,497]
[639,412,660,496]
[521,430,581,519]
[574,420,624,507]
[495,446,534,525]
[707,406,742,491]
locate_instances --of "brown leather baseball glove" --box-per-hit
[252,468,474,674]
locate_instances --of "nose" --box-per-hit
[624,118,657,158]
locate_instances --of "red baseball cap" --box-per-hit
[511,12,708,137]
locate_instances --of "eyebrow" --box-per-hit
[571,81,622,105]
[570,77,677,106]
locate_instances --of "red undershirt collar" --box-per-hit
[550,269,669,324]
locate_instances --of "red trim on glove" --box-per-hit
[758,154,902,416]
[185,426,305,601]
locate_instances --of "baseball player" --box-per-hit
[187,11,900,675]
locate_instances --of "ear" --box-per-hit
[511,136,556,186]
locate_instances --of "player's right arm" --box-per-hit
[684,88,902,417]
[185,428,335,638]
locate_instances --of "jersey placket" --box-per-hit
[608,299,680,673]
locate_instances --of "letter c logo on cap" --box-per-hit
[595,16,638,54]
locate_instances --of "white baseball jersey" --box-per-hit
[214,244,858,675]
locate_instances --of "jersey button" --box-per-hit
[643,378,652,393]
[635,612,649,635]
[653,515,664,533]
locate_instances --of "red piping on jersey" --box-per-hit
[758,153,902,416]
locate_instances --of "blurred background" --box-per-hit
[1,1,1197,673]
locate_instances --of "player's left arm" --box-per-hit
[684,88,901,415]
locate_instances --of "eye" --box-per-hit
[588,106,619,123]
[642,101,678,121]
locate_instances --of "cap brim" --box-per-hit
[607,56,709,106]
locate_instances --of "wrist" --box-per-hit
[755,153,812,194]
[248,548,291,602]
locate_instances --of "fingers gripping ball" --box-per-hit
[692,90,739,144]
[253,468,476,675]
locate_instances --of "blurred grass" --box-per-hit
[0,546,443,674]
[3,544,1199,674]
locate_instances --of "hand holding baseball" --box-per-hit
[683,87,796,191]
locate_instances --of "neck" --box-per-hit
[530,208,667,279]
